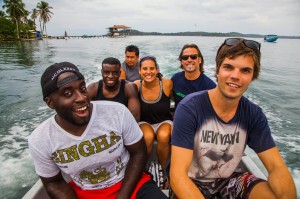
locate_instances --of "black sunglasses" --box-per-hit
[181,54,198,61]
[224,38,261,52]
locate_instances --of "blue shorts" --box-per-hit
[192,172,265,199]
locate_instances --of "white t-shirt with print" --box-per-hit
[28,101,143,190]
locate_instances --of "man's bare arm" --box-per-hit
[251,147,297,199]
[125,82,140,122]
[116,138,147,199]
[86,82,98,100]
[120,68,126,80]
[40,171,77,199]
[170,145,205,199]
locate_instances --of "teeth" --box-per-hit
[228,83,239,88]
[76,106,87,112]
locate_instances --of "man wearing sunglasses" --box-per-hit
[170,38,296,199]
[171,44,216,109]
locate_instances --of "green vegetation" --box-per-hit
[123,29,300,39]
[0,0,53,40]
[36,1,53,36]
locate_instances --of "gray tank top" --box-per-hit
[121,61,141,82]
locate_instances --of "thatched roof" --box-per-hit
[108,25,131,29]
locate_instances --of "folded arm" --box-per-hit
[40,171,77,199]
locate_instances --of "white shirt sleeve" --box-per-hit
[121,106,143,146]
[28,119,60,178]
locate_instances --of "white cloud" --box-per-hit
[9,0,300,36]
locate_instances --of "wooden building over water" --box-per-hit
[107,25,131,37]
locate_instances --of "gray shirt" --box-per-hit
[121,61,141,82]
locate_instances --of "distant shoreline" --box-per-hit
[53,30,300,39]
[43,35,300,40]
[2,31,300,41]
[124,30,300,39]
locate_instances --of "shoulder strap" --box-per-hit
[120,79,125,90]
[95,80,103,99]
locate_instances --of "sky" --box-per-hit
[1,0,300,36]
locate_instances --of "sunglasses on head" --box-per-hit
[224,38,261,52]
[140,55,156,62]
[181,54,198,61]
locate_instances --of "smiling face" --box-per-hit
[101,63,121,89]
[181,47,202,74]
[139,59,158,82]
[216,55,254,100]
[46,72,91,127]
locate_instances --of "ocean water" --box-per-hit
[0,36,299,198]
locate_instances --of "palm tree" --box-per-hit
[0,10,6,17]
[20,9,30,38]
[2,0,27,39]
[36,1,53,37]
[31,8,38,29]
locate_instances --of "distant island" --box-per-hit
[122,29,300,39]
[49,30,299,40]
